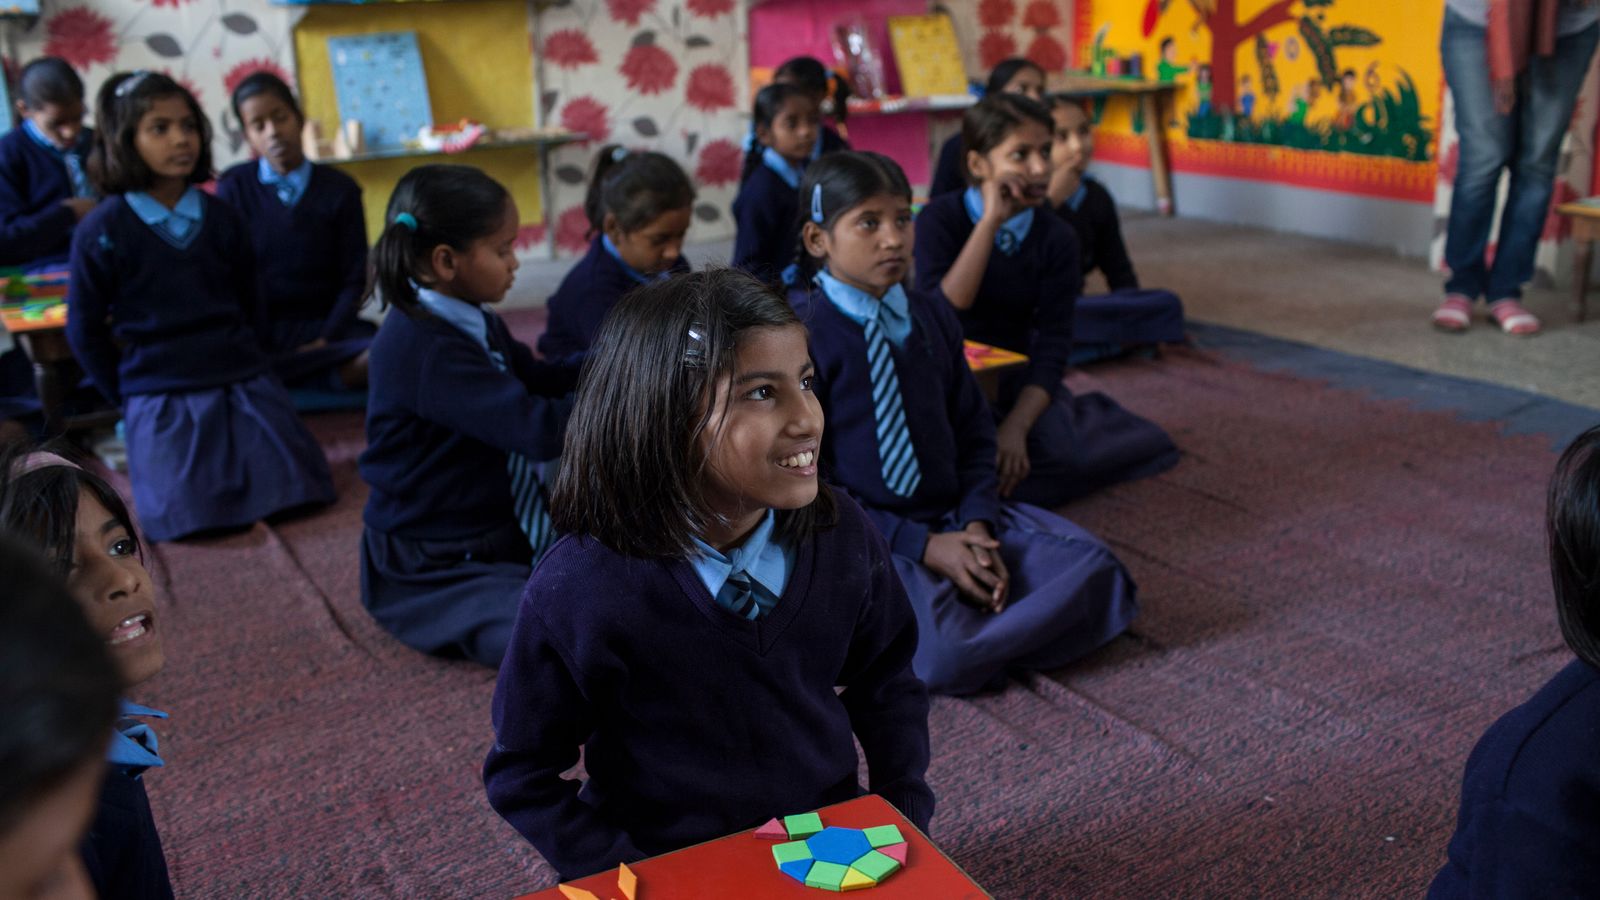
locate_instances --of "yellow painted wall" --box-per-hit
[292,0,542,235]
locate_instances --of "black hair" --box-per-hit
[230,70,302,126]
[793,151,912,284]
[0,533,121,834]
[0,442,141,577]
[985,57,1046,96]
[17,57,84,110]
[739,82,817,186]
[551,267,835,558]
[774,56,852,124]
[88,71,214,194]
[1549,426,1600,669]
[584,145,696,236]
[960,93,1053,185]
[367,163,512,317]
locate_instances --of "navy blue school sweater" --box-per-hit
[67,194,267,404]
[1055,177,1139,291]
[81,769,173,900]
[360,308,577,539]
[538,237,690,359]
[796,284,998,561]
[913,191,1081,400]
[731,164,799,284]
[215,162,368,336]
[929,133,965,198]
[483,488,935,880]
[1429,658,1600,897]
[0,126,93,269]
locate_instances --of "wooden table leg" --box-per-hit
[16,331,75,437]
[1141,92,1174,217]
[1576,238,1594,323]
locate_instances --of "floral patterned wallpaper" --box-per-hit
[942,0,1072,83]
[533,0,749,252]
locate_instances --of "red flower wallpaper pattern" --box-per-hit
[1020,0,1060,31]
[554,205,593,253]
[685,0,735,19]
[43,8,118,70]
[694,138,742,187]
[560,96,612,144]
[978,0,1017,29]
[544,30,600,70]
[965,0,1072,77]
[979,31,1019,70]
[223,58,292,99]
[685,64,735,113]
[620,43,678,95]
[605,0,656,28]
[1025,33,1066,72]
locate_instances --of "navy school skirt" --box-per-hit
[359,520,533,668]
[894,501,1138,695]
[1073,288,1186,347]
[123,373,335,542]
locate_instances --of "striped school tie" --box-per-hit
[484,314,558,560]
[862,314,921,497]
[718,569,775,621]
[63,152,93,199]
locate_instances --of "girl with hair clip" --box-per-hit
[773,56,852,158]
[915,94,1178,509]
[69,71,334,542]
[1431,423,1600,895]
[1046,96,1185,363]
[0,534,123,900]
[928,57,1046,197]
[359,164,579,668]
[793,151,1138,695]
[217,72,373,396]
[484,268,934,880]
[0,444,174,899]
[538,145,695,360]
[732,83,820,285]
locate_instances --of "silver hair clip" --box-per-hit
[114,71,154,98]
[684,324,708,366]
[810,183,824,224]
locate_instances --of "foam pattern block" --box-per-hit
[784,812,824,839]
[841,867,876,891]
[805,861,850,891]
[780,859,816,883]
[878,842,909,865]
[773,840,813,864]
[755,817,789,840]
[851,850,901,881]
[807,827,872,865]
[863,824,904,848]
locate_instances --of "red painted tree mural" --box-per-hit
[1144,0,1298,113]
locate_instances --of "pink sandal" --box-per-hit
[1487,299,1541,336]
[1431,294,1472,333]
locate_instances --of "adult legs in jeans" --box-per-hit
[1441,12,1600,302]
[1486,24,1600,300]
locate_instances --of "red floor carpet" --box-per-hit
[130,315,1576,898]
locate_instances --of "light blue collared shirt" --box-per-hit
[125,187,204,249]
[690,509,795,615]
[601,234,660,285]
[1066,174,1095,212]
[963,187,1034,256]
[761,146,806,189]
[257,157,313,207]
[106,701,166,775]
[815,268,913,347]
[22,119,94,199]
[415,286,495,360]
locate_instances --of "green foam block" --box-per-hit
[805,860,850,891]
[863,824,904,847]
[783,811,824,838]
[772,840,812,865]
[851,849,901,881]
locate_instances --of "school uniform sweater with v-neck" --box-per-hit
[67,193,267,403]
[484,488,934,880]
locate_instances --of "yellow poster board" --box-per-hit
[888,14,969,98]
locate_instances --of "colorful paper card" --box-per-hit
[886,14,968,98]
[963,340,1027,373]
[326,31,433,150]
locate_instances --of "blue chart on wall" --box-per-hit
[327,31,434,150]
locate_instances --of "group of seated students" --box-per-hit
[0,50,1585,898]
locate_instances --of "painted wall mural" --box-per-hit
[1074,0,1443,202]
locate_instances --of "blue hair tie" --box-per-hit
[393,212,418,231]
[810,183,824,224]
[610,146,629,163]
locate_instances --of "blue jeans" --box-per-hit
[1441,9,1599,301]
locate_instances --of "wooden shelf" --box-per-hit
[321,130,585,165]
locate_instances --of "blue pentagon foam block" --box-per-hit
[806,827,873,867]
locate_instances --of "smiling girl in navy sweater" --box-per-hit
[218,73,373,393]
[360,165,578,668]
[732,83,820,285]
[484,268,934,879]
[69,72,333,542]
[794,152,1138,695]
[538,146,694,359]
[914,94,1177,508]
[0,446,174,900]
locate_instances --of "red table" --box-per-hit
[516,795,991,900]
